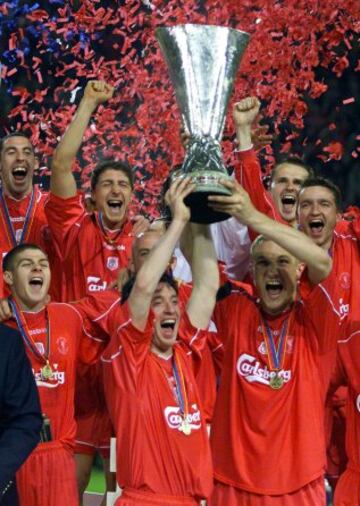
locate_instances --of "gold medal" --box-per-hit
[181,419,191,436]
[41,362,53,381]
[269,373,284,390]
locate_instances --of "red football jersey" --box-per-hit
[0,188,61,300]
[44,192,133,301]
[210,275,341,495]
[337,320,360,473]
[75,292,214,499]
[177,280,223,423]
[7,302,90,450]
[329,222,360,321]
[44,191,135,443]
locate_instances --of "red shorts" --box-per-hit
[74,410,112,458]
[116,488,199,505]
[75,363,112,458]
[208,477,325,506]
[334,468,360,505]
[16,441,78,506]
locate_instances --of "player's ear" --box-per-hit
[3,270,14,287]
[296,262,305,281]
[170,255,177,271]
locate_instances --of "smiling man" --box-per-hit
[2,243,98,506]
[233,96,313,229]
[0,133,59,298]
[44,80,150,503]
[207,179,341,505]
[71,177,218,505]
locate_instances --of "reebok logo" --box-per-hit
[164,404,201,432]
[236,353,291,387]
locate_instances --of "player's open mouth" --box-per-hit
[29,277,44,293]
[281,194,296,213]
[160,319,176,338]
[12,166,28,182]
[265,280,283,298]
[309,219,324,235]
[107,199,123,211]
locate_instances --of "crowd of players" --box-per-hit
[0,80,359,506]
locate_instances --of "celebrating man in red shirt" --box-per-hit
[0,133,60,299]
[207,179,340,505]
[73,176,219,505]
[45,80,149,501]
[2,243,100,506]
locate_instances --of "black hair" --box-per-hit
[90,159,134,191]
[121,271,178,304]
[271,155,314,181]
[0,132,33,154]
[299,176,342,211]
[2,243,46,272]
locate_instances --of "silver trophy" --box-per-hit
[156,24,250,223]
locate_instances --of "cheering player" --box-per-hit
[45,80,148,502]
[1,243,103,506]
[207,179,340,505]
[233,96,313,228]
[73,176,218,505]
[0,133,60,298]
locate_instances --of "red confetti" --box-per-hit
[342,97,355,105]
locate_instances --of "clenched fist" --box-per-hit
[83,80,114,106]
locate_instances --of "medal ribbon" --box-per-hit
[261,313,292,371]
[0,188,36,247]
[96,212,125,246]
[172,351,189,420]
[9,299,50,366]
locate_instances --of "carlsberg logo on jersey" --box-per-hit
[164,404,201,432]
[237,353,291,387]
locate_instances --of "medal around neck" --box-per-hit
[180,418,192,436]
[156,24,250,224]
[269,373,284,390]
[41,362,53,381]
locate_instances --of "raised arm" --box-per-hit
[186,224,219,329]
[233,97,281,225]
[209,179,332,285]
[50,80,114,198]
[129,178,194,330]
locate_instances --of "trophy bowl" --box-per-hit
[156,24,250,224]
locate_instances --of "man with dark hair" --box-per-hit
[0,131,59,298]
[1,243,102,506]
[72,176,218,505]
[0,322,41,506]
[90,159,134,192]
[44,80,149,503]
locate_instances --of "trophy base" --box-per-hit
[171,170,232,224]
[185,190,230,224]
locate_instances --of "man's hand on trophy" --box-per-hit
[165,177,195,224]
[208,179,256,226]
[83,80,115,107]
